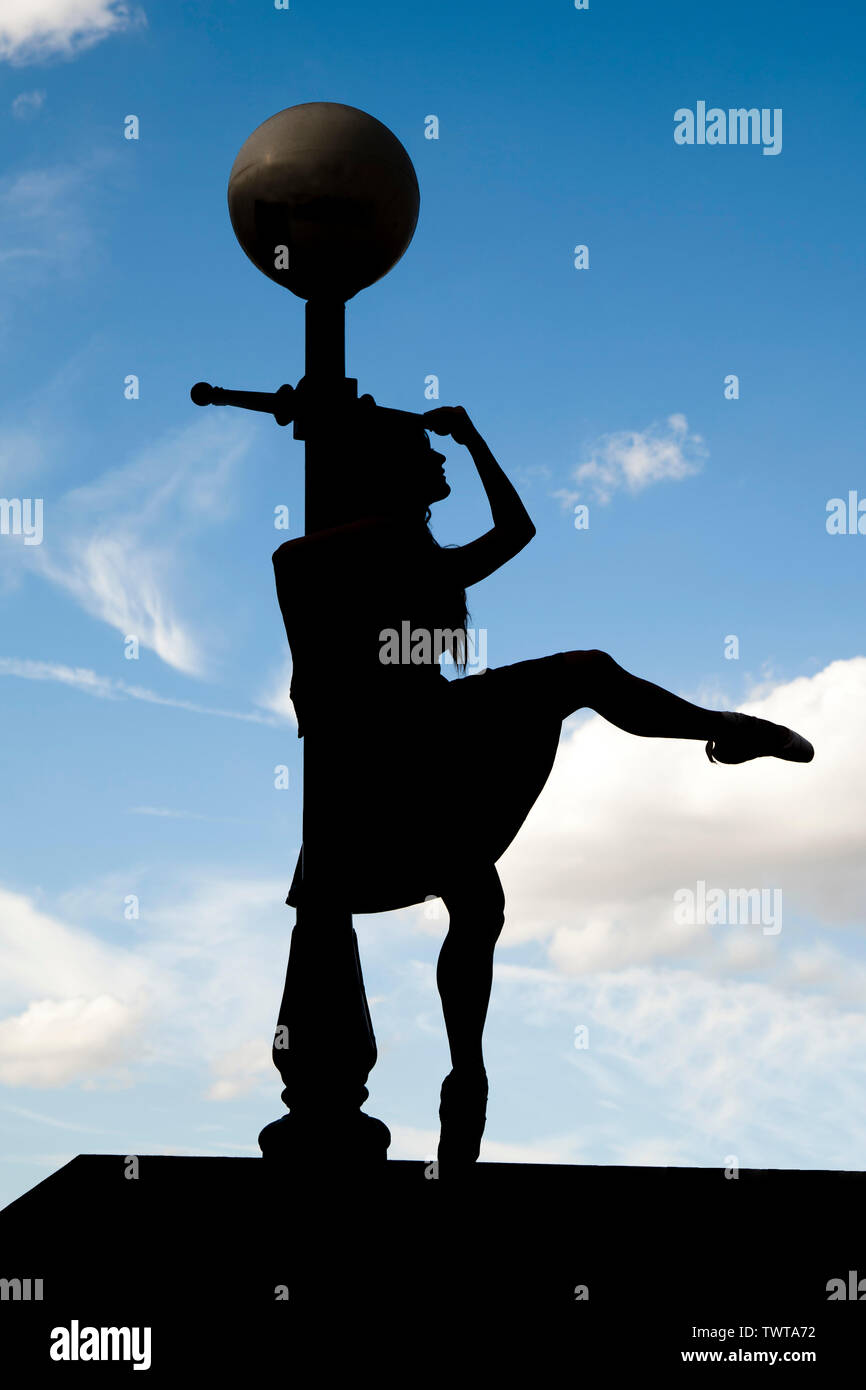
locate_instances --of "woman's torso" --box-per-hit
[274,518,462,736]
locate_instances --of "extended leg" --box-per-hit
[561,649,726,740]
[559,650,813,762]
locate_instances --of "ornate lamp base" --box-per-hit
[258,1110,391,1167]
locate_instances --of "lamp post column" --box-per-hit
[266,297,383,1151]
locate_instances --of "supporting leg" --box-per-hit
[436,868,505,1074]
[435,866,505,1169]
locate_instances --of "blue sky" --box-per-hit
[1,0,865,1208]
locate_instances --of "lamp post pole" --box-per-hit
[269,297,383,1152]
[191,102,421,1163]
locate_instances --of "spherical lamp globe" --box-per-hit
[227,102,420,301]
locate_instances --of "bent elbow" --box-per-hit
[507,522,535,562]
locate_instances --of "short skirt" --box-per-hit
[287,652,571,914]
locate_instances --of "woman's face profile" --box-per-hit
[372,427,449,511]
[417,430,450,504]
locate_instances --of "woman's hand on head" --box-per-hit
[422,405,476,446]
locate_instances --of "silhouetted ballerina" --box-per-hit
[273,404,813,1172]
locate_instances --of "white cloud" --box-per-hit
[29,414,256,676]
[495,657,866,976]
[0,874,290,1091]
[0,996,140,1086]
[0,886,155,1006]
[0,1,143,66]
[493,961,866,1167]
[386,1123,584,1165]
[553,414,707,507]
[0,162,99,274]
[2,657,863,1168]
[127,806,246,821]
[0,657,277,724]
[56,537,202,673]
[0,349,99,497]
[0,884,159,1087]
[2,1101,107,1131]
[206,1039,273,1101]
[118,875,293,1081]
[0,424,50,500]
[11,88,45,118]
[255,652,297,724]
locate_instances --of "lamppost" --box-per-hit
[191,102,425,1164]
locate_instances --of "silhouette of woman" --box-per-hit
[273,404,813,1171]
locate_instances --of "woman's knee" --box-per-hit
[440,867,505,935]
[562,648,620,693]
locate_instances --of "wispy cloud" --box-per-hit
[553,414,707,507]
[0,882,158,1087]
[0,657,277,724]
[205,1039,273,1101]
[11,88,45,118]
[0,871,289,1090]
[497,656,866,974]
[386,1123,585,1165]
[0,1,145,67]
[492,961,866,1166]
[0,160,104,276]
[0,996,142,1087]
[3,1102,108,1133]
[126,806,247,822]
[29,413,256,676]
[0,423,50,499]
[254,652,297,724]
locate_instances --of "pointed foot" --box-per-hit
[706,712,814,766]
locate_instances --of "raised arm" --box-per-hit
[423,406,535,588]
